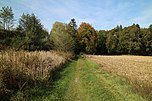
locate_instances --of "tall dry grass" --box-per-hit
[0,50,73,94]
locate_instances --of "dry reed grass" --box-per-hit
[88,55,152,99]
[0,50,73,93]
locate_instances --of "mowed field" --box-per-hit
[88,55,152,99]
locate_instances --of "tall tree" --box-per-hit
[149,24,152,32]
[140,26,152,55]
[76,22,97,54]
[106,29,120,54]
[0,6,14,30]
[96,30,107,54]
[66,18,77,37]
[69,18,77,30]
[120,24,142,54]
[18,13,48,50]
[50,22,75,52]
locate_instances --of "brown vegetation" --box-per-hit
[0,50,73,94]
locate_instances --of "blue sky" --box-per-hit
[1,0,152,31]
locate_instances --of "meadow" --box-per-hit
[0,51,151,101]
[89,55,152,100]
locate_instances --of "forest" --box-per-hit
[0,6,152,55]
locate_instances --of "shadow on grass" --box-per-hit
[0,56,79,101]
[18,56,79,101]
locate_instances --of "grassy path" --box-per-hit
[33,57,147,101]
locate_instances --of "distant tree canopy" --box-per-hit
[1,6,152,55]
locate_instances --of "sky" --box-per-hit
[1,0,152,31]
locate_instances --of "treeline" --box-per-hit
[46,19,152,55]
[0,6,152,55]
[97,24,152,55]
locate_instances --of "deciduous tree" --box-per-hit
[76,22,97,54]
[50,21,75,52]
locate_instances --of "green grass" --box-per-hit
[79,58,146,101]
[12,57,147,101]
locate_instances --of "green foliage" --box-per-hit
[0,6,14,30]
[66,19,77,37]
[141,28,152,55]
[76,22,97,54]
[69,18,77,32]
[120,24,142,54]
[1,6,152,55]
[0,29,24,50]
[106,29,120,54]
[96,30,107,54]
[18,13,50,51]
[103,24,147,55]
[0,13,51,51]
[50,21,76,52]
